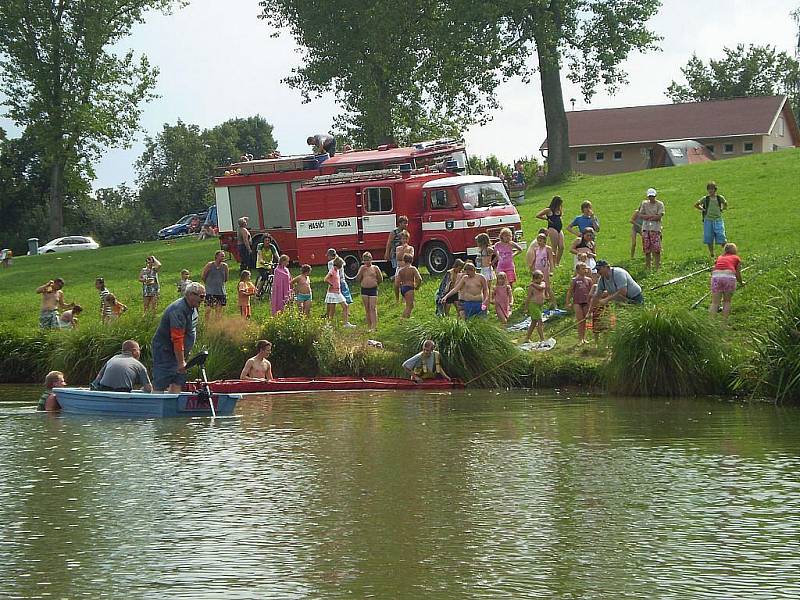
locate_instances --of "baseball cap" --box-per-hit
[595,259,610,269]
[647,187,657,197]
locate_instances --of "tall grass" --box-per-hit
[257,307,334,377]
[604,307,730,397]
[401,317,526,388]
[735,286,800,403]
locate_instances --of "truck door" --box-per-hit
[424,187,463,249]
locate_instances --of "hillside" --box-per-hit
[1,148,798,379]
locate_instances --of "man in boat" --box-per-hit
[35,278,74,329]
[151,282,204,393]
[402,340,451,384]
[91,340,153,393]
[439,262,489,318]
[240,340,274,381]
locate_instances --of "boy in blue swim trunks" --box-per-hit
[394,253,422,319]
[694,181,728,258]
[291,264,313,315]
[439,262,489,319]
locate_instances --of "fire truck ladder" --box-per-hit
[306,168,405,187]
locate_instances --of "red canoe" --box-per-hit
[186,376,462,394]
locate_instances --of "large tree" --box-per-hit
[667,44,800,122]
[258,0,502,146]
[0,0,184,239]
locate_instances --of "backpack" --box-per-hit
[701,195,724,219]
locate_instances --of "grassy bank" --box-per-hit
[1,149,798,393]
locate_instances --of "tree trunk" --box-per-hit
[536,39,571,182]
[49,160,64,239]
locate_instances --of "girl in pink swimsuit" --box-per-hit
[492,271,513,323]
[494,227,523,285]
[528,231,556,307]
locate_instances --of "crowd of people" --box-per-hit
[35,180,744,409]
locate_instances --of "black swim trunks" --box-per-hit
[360,286,378,297]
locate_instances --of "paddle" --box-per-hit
[185,350,215,418]
[649,265,712,291]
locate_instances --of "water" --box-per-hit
[1,386,799,599]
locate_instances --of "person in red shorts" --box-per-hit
[638,188,665,270]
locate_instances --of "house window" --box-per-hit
[613,151,623,161]
[595,151,605,161]
[743,142,754,153]
[723,143,734,154]
[777,117,785,137]
[705,144,715,154]
[577,152,587,163]
[364,187,392,213]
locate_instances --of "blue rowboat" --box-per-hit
[54,387,240,418]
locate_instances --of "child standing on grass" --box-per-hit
[327,249,355,327]
[528,231,557,308]
[95,277,110,319]
[474,233,497,291]
[292,264,313,315]
[492,271,513,324]
[177,269,192,296]
[565,263,594,344]
[394,253,422,319]
[37,370,66,412]
[139,255,161,314]
[494,228,523,285]
[102,293,128,323]
[325,256,349,324]
[394,231,414,276]
[356,251,383,331]
[238,270,256,319]
[523,271,547,344]
[271,254,291,315]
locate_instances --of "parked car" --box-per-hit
[157,212,207,239]
[38,236,100,254]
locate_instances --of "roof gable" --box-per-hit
[540,96,790,149]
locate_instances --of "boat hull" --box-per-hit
[186,376,461,394]
[55,388,240,417]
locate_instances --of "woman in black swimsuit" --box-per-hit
[536,195,564,266]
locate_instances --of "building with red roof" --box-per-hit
[540,96,799,175]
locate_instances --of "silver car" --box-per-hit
[38,236,100,254]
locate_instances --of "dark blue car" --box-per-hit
[157,211,209,239]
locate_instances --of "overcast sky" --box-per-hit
[1,0,798,190]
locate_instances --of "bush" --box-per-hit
[604,307,730,397]
[735,287,800,403]
[0,329,50,383]
[328,343,402,377]
[401,317,526,388]
[257,307,334,376]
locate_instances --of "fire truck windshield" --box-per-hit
[458,183,510,209]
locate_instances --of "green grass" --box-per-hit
[1,149,798,391]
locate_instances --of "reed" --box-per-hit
[257,307,334,376]
[604,307,729,397]
[735,286,800,403]
[401,317,526,388]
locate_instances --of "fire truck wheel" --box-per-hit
[423,242,452,276]
[341,253,360,281]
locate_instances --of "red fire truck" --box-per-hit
[213,139,524,276]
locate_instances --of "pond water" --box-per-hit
[1,386,800,599]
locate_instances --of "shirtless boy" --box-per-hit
[36,278,73,329]
[291,264,313,315]
[440,262,489,319]
[523,270,547,343]
[240,340,274,381]
[394,253,422,318]
[356,252,384,330]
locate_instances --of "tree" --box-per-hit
[667,44,800,122]
[0,0,185,239]
[258,0,502,146]
[203,116,278,168]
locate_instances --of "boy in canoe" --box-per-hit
[241,340,274,381]
[402,340,451,384]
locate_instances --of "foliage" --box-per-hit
[136,116,278,224]
[328,344,402,377]
[258,0,501,146]
[257,307,334,377]
[71,185,158,247]
[468,155,540,184]
[0,330,50,384]
[0,0,185,238]
[400,317,526,388]
[667,44,800,122]
[197,318,255,381]
[604,307,730,397]
[735,286,800,403]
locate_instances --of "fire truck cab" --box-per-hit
[294,170,524,277]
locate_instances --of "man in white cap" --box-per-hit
[638,188,664,270]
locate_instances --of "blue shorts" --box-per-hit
[152,367,187,391]
[462,300,486,319]
[704,219,726,245]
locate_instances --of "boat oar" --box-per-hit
[185,350,215,418]
[649,265,712,291]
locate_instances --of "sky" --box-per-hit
[1,0,798,190]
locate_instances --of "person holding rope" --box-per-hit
[402,340,451,384]
[591,260,644,306]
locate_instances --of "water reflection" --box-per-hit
[1,390,799,598]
